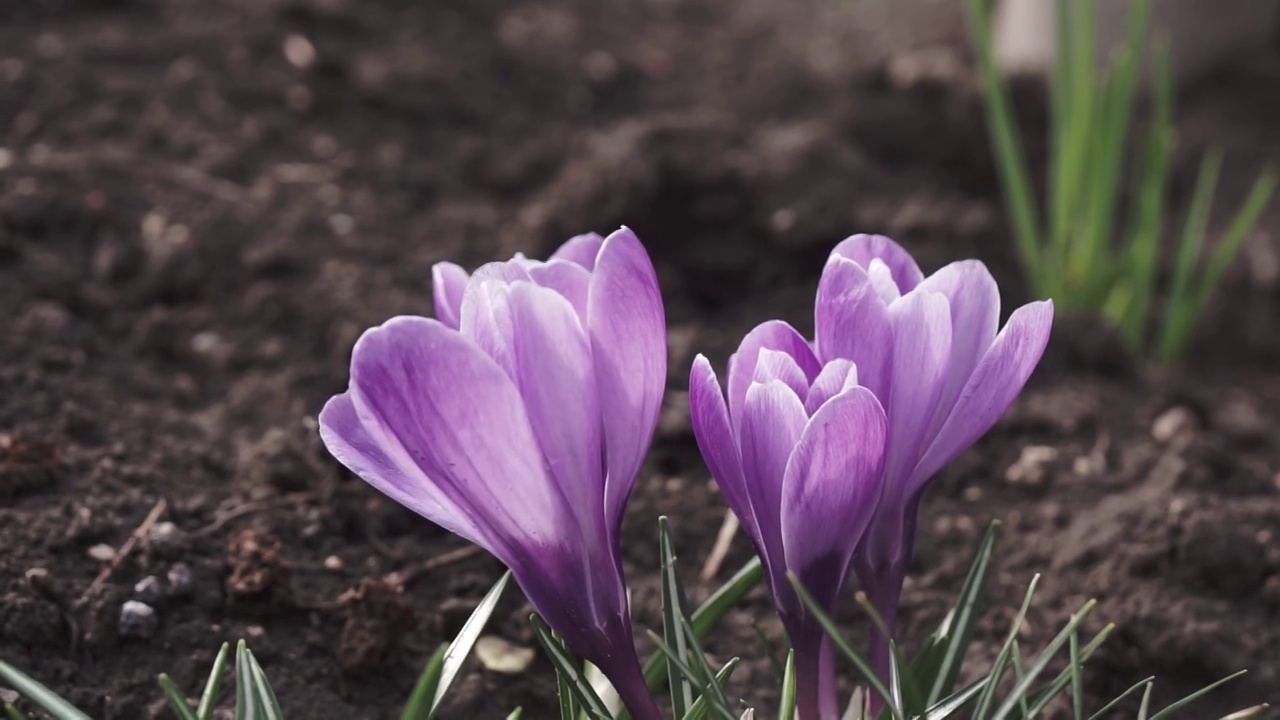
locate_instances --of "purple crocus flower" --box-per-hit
[319,228,665,719]
[689,325,890,718]
[814,234,1053,681]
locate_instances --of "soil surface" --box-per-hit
[3,0,1280,718]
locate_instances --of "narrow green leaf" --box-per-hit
[887,641,905,718]
[0,659,93,720]
[4,703,22,720]
[158,673,199,720]
[429,571,511,716]
[1158,149,1222,361]
[647,631,734,720]
[506,708,524,720]
[1138,682,1155,720]
[1221,704,1269,719]
[917,521,1001,706]
[399,644,447,720]
[640,557,765,695]
[1008,641,1029,718]
[659,517,696,717]
[197,642,232,720]
[1068,628,1083,720]
[1148,671,1247,720]
[971,576,1040,720]
[679,615,736,720]
[1085,676,1154,720]
[1021,624,1113,716]
[923,676,988,720]
[778,651,797,720]
[234,641,252,720]
[684,658,741,720]
[244,647,285,720]
[532,616,613,720]
[989,601,1097,720]
[786,575,903,720]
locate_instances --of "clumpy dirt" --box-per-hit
[3,0,1280,718]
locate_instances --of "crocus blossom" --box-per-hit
[814,234,1053,680]
[319,228,665,719]
[689,325,890,719]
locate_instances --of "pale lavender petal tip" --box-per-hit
[431,262,469,330]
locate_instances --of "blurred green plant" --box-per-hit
[965,0,1276,362]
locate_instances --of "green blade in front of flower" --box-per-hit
[158,673,199,720]
[786,574,902,720]
[970,574,1040,720]
[196,642,231,720]
[0,659,93,720]
[989,600,1097,720]
[1084,676,1154,720]
[426,570,511,717]
[777,650,796,720]
[639,556,764,695]
[646,631,735,720]
[531,615,613,720]
[922,675,987,719]
[506,708,523,719]
[852,594,920,714]
[1020,624,1113,717]
[682,658,741,720]
[659,517,696,716]
[399,643,446,720]
[680,613,737,718]
[915,520,1000,708]
[1147,671,1247,720]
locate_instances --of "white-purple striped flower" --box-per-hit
[319,228,665,719]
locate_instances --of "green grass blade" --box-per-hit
[659,517,696,717]
[1020,624,1113,716]
[430,570,511,715]
[989,601,1097,720]
[1188,168,1278,335]
[197,642,232,720]
[964,0,1044,288]
[923,676,988,720]
[399,644,446,720]
[0,659,93,720]
[683,658,741,720]
[532,616,614,720]
[1137,682,1154,720]
[1008,641,1029,718]
[970,575,1040,720]
[234,641,252,720]
[1148,671,1247,720]
[1221,705,1269,719]
[1068,628,1083,720]
[1085,676,1154,720]
[4,703,22,720]
[640,557,764,695]
[680,615,736,719]
[786,574,903,720]
[778,651,797,720]
[888,641,905,718]
[647,631,735,720]
[1158,148,1222,361]
[918,521,1001,706]
[507,708,524,720]
[158,674,199,720]
[244,647,285,720]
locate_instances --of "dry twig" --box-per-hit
[74,498,167,609]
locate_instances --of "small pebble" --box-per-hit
[119,600,158,639]
[88,543,116,562]
[166,562,195,597]
[282,34,317,70]
[475,636,536,674]
[147,521,187,556]
[1152,406,1197,443]
[134,575,164,604]
[1004,445,1058,486]
[323,555,344,572]
[0,688,18,704]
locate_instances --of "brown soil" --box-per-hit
[3,1,1279,718]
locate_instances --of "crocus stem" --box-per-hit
[792,633,838,720]
[861,572,904,718]
[601,649,662,720]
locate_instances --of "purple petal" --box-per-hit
[882,291,952,490]
[831,234,924,294]
[909,300,1054,491]
[506,281,605,543]
[689,355,759,545]
[803,359,859,416]
[781,386,887,607]
[865,259,902,305]
[323,316,564,560]
[588,227,667,533]
[459,280,518,378]
[551,232,606,270]
[813,256,894,400]
[431,262,469,330]
[727,320,821,425]
[753,348,811,402]
[472,260,534,284]
[913,261,1000,443]
[738,379,807,577]
[527,259,591,322]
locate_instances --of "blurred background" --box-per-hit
[2,0,1280,718]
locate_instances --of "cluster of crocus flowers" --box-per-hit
[319,228,665,720]
[321,227,1051,720]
